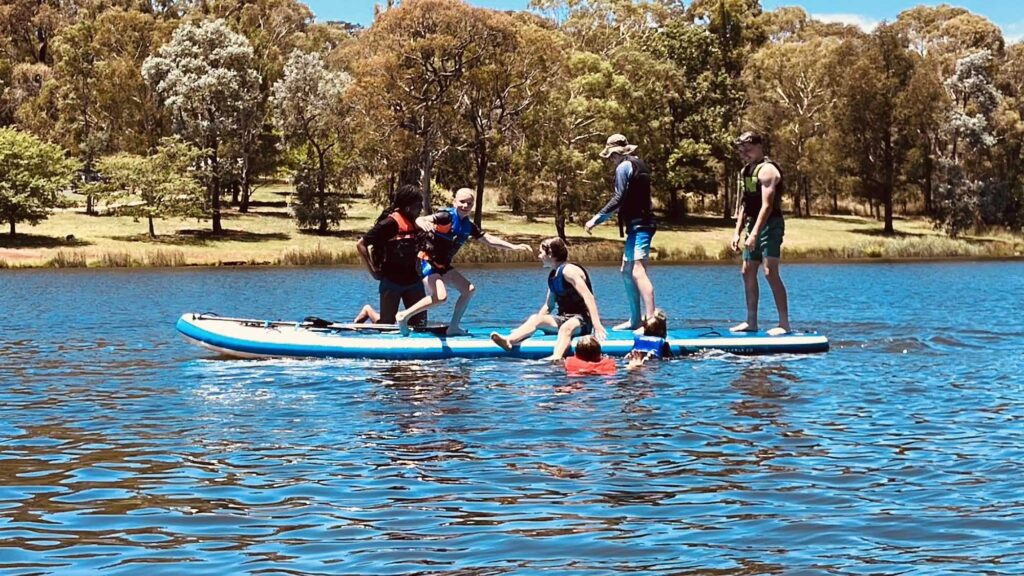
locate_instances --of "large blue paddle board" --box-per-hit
[177,313,829,360]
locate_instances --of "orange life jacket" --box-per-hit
[565,355,617,375]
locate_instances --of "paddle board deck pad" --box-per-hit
[177,313,829,360]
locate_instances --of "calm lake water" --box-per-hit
[2,261,1024,575]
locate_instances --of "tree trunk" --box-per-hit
[923,149,933,215]
[9,220,14,236]
[554,180,566,240]
[668,190,685,223]
[210,147,222,235]
[883,136,895,235]
[792,184,802,217]
[86,194,94,216]
[148,216,156,238]
[420,137,434,213]
[473,140,486,228]
[721,164,732,220]
[317,152,328,234]
[803,176,811,217]
[239,155,251,213]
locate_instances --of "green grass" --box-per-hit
[1,183,1021,268]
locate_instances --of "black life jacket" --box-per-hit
[618,156,654,236]
[741,159,784,220]
[548,263,592,317]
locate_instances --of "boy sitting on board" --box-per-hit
[490,237,607,361]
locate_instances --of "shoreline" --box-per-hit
[2,250,1021,271]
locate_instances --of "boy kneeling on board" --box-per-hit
[490,237,607,361]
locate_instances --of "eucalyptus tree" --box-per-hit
[353,0,491,211]
[893,6,1004,215]
[143,18,261,234]
[932,50,1001,236]
[0,127,79,236]
[993,43,1024,229]
[743,35,840,216]
[202,0,315,212]
[90,136,205,238]
[653,18,734,220]
[833,24,915,235]
[686,0,765,217]
[458,11,554,227]
[271,50,356,234]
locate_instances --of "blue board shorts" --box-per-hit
[743,216,785,261]
[624,223,655,262]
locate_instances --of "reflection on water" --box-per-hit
[1,262,1024,573]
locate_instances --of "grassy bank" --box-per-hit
[1,185,1022,268]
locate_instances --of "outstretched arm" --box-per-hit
[586,160,631,233]
[479,233,530,252]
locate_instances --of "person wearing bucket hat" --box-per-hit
[585,133,657,331]
[730,130,791,336]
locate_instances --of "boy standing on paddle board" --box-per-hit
[585,133,657,331]
[730,131,791,336]
[490,237,607,360]
[396,187,531,336]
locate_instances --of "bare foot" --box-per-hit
[613,320,640,331]
[446,326,470,337]
[730,322,758,333]
[766,326,791,337]
[490,332,513,351]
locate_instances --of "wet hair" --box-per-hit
[376,184,423,224]
[642,309,668,339]
[574,335,602,362]
[540,237,569,262]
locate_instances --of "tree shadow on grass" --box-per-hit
[647,214,735,233]
[0,233,92,248]
[296,229,366,241]
[109,229,292,246]
[851,227,928,239]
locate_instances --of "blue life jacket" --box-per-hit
[548,263,591,316]
[633,335,667,359]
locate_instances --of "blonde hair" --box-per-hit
[574,335,602,362]
[454,187,476,202]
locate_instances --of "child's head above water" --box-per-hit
[642,309,668,339]
[574,335,602,362]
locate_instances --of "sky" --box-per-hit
[304,0,1023,42]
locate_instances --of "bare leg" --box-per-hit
[442,269,475,336]
[615,259,642,331]
[396,274,446,336]
[731,260,760,332]
[491,313,558,351]
[763,256,790,334]
[543,317,583,361]
[354,304,379,324]
[632,258,655,320]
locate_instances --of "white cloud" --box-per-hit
[811,13,880,32]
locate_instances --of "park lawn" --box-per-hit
[1,184,1021,268]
